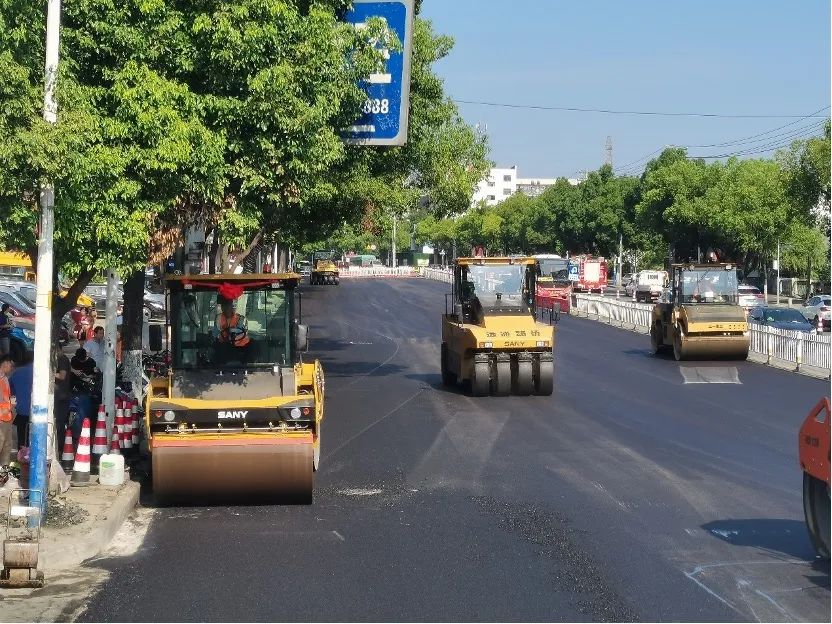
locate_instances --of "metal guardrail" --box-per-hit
[342,266,417,278]
[420,267,453,283]
[574,293,830,374]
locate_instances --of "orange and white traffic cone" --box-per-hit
[60,428,75,473]
[70,418,92,486]
[92,405,108,457]
[122,404,133,453]
[109,428,121,455]
[131,400,140,447]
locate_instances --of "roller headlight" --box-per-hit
[164,410,176,422]
[289,408,302,420]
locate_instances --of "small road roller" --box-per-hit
[441,257,555,396]
[800,397,830,558]
[146,272,324,504]
[650,263,749,361]
[310,250,340,285]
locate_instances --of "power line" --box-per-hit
[683,107,829,148]
[454,98,830,119]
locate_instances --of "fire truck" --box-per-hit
[572,256,607,293]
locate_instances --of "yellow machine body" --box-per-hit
[146,272,324,503]
[441,257,555,396]
[650,263,749,361]
[311,251,339,285]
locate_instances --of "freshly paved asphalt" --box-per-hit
[79,278,829,622]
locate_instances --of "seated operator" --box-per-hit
[214,296,255,364]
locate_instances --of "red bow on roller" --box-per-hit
[218,282,244,301]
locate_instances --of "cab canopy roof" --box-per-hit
[455,257,536,266]
[165,272,300,286]
[671,263,738,271]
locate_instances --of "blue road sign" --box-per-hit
[342,0,414,146]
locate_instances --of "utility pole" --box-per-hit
[776,239,781,304]
[605,136,613,168]
[391,213,397,268]
[30,0,61,518]
[617,234,623,288]
[102,269,118,439]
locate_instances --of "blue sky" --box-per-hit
[420,0,831,178]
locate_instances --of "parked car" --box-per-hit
[8,318,35,364]
[801,295,831,332]
[0,288,36,320]
[738,284,766,310]
[748,306,817,333]
[84,284,124,317]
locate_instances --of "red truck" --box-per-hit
[572,256,607,293]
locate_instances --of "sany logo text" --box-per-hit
[218,410,248,420]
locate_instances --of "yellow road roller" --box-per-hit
[650,263,749,361]
[146,273,324,504]
[310,250,339,285]
[441,257,555,396]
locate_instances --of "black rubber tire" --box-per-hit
[471,361,490,397]
[534,359,554,396]
[514,359,533,396]
[804,472,830,558]
[673,327,685,361]
[440,343,457,386]
[494,360,511,396]
[650,323,666,355]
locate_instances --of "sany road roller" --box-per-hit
[650,263,749,361]
[310,250,340,285]
[799,397,830,558]
[146,273,324,504]
[441,257,555,396]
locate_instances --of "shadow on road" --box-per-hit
[701,518,827,562]
[405,372,469,395]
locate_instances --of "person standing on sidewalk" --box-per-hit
[9,360,32,450]
[53,344,71,447]
[0,304,13,359]
[83,326,105,367]
[0,356,17,466]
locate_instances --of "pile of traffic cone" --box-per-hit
[120,400,133,454]
[130,399,140,448]
[70,417,92,487]
[60,429,75,473]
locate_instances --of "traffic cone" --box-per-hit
[109,429,121,455]
[92,405,108,456]
[60,429,75,473]
[122,405,133,452]
[131,400,140,447]
[70,417,92,486]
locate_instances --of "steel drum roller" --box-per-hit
[152,435,313,503]
[675,336,749,360]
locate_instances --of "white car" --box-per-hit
[801,295,831,331]
[737,284,765,309]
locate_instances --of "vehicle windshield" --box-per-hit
[538,259,569,285]
[313,251,335,262]
[756,309,807,324]
[678,269,738,304]
[464,264,527,308]
[172,286,291,369]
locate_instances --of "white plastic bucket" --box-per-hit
[98,454,125,486]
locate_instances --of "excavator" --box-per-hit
[799,397,830,558]
[650,263,749,361]
[441,257,555,396]
[145,272,324,504]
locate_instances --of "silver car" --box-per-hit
[801,295,831,331]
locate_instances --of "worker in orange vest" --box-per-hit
[0,355,17,467]
[215,298,250,347]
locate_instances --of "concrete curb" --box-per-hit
[38,480,140,571]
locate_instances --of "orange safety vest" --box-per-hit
[217,313,250,347]
[0,376,12,423]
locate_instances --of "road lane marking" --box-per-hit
[338,488,383,496]
[680,366,741,384]
[332,530,346,542]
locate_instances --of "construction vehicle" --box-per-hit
[441,257,555,396]
[533,254,572,313]
[145,273,324,504]
[799,397,830,558]
[571,255,607,293]
[650,263,749,361]
[310,250,339,285]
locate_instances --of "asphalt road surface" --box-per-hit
[79,278,829,622]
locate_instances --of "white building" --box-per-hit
[471,166,579,207]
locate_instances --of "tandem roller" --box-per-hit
[146,273,325,505]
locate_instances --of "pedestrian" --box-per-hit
[83,326,105,367]
[0,303,13,359]
[71,348,96,377]
[53,344,71,448]
[0,355,17,466]
[9,360,32,450]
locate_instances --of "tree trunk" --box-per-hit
[121,270,145,401]
[228,230,264,273]
[208,228,219,274]
[277,244,288,272]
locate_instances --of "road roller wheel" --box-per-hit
[471,361,490,396]
[673,327,686,361]
[513,358,533,395]
[493,360,511,396]
[441,343,457,386]
[314,426,321,472]
[650,323,667,355]
[534,358,554,396]
[803,472,830,558]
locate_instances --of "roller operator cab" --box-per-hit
[650,263,749,361]
[146,273,324,504]
[310,250,339,285]
[441,257,555,397]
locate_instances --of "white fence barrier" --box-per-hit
[420,267,453,283]
[573,293,830,374]
[341,266,417,278]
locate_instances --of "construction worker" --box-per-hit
[215,297,250,348]
[0,355,17,466]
